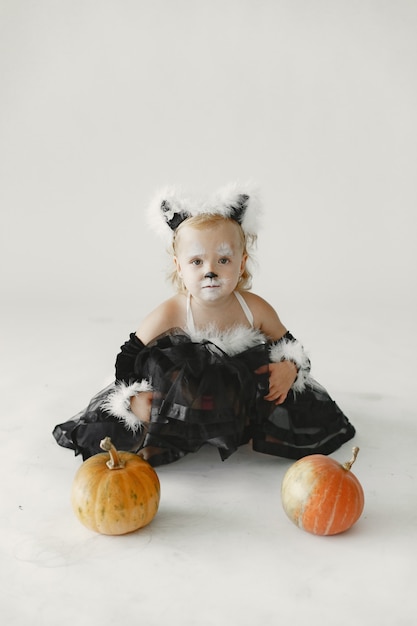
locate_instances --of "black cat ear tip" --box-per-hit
[147,186,191,239]
[160,199,191,231]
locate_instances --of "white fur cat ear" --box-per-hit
[147,186,192,240]
[204,182,262,239]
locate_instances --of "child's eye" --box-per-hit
[191,259,202,266]
[219,258,230,265]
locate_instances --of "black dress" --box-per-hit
[53,325,356,467]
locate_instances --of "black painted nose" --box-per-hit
[205,272,218,279]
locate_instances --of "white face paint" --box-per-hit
[174,221,247,304]
[216,243,234,257]
[185,243,206,260]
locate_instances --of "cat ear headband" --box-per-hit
[147,182,262,242]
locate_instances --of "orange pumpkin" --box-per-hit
[71,437,160,535]
[281,447,364,536]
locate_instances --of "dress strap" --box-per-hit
[186,292,196,334]
[233,291,254,327]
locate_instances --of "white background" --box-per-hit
[1,0,415,310]
[1,2,416,625]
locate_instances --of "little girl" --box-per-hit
[53,183,355,466]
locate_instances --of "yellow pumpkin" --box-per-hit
[71,437,160,535]
[281,447,364,536]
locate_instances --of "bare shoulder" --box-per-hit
[240,291,280,319]
[135,294,186,344]
[241,291,287,340]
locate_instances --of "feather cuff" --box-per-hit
[269,336,311,393]
[101,380,153,432]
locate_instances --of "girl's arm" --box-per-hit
[135,296,184,344]
[102,297,184,427]
[247,293,311,404]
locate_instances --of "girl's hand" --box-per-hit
[255,361,298,405]
[130,391,153,422]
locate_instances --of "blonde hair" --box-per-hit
[169,214,256,293]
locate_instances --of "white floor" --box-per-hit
[1,297,416,626]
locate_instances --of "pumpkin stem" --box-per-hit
[342,446,360,471]
[100,437,125,470]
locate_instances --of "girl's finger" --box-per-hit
[275,392,287,405]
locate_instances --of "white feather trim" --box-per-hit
[187,324,267,356]
[101,380,153,432]
[269,337,311,393]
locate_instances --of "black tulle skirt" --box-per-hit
[53,331,356,466]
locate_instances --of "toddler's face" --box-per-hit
[174,221,247,302]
